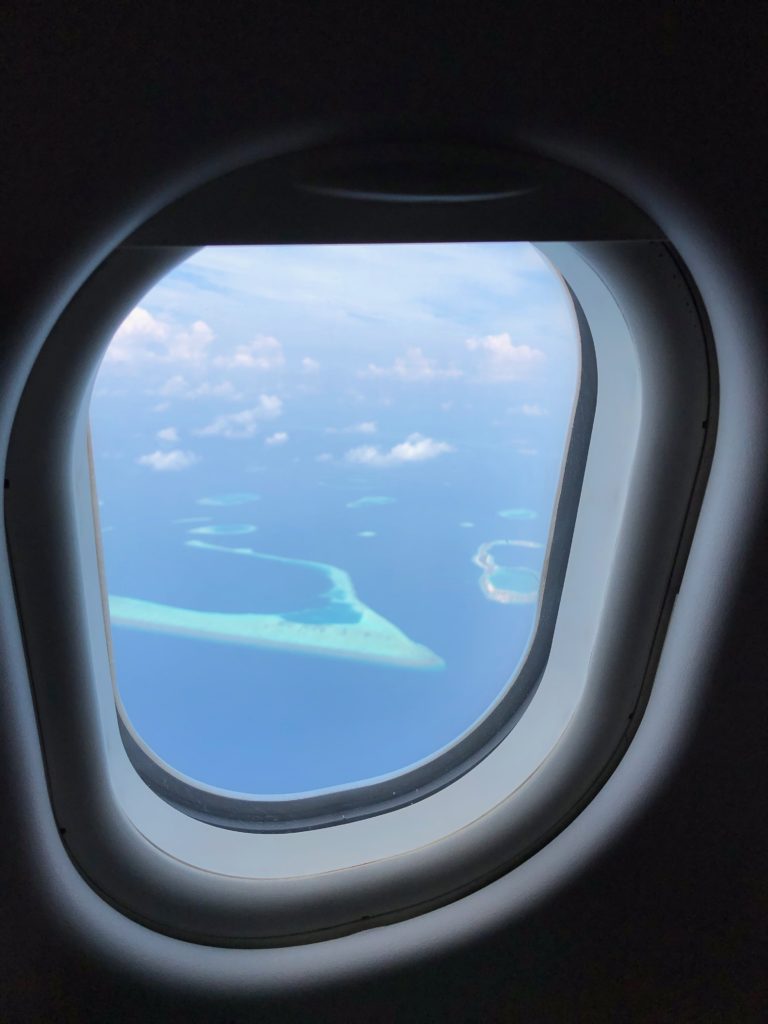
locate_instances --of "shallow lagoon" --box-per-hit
[346,496,396,509]
[498,507,537,521]
[110,539,443,670]
[197,492,261,507]
[473,540,542,605]
[489,566,540,597]
[188,523,257,536]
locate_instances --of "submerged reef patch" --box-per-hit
[346,496,396,509]
[110,541,444,670]
[498,508,537,521]
[473,540,540,605]
[196,492,261,507]
[188,523,257,536]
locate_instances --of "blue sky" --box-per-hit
[91,243,580,796]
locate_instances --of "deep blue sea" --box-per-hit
[98,426,558,794]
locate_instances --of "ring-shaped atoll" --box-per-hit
[473,540,541,605]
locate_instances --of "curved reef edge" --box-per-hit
[109,541,444,671]
[473,540,540,605]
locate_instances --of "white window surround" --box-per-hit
[3,136,712,948]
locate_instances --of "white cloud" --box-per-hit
[259,394,283,416]
[115,307,168,340]
[195,395,283,438]
[165,320,215,363]
[346,432,454,468]
[104,309,214,367]
[519,403,547,416]
[265,431,289,446]
[301,357,320,374]
[360,347,462,382]
[105,308,168,364]
[466,333,544,380]
[157,375,192,397]
[156,376,243,401]
[156,426,179,442]
[326,421,378,435]
[315,452,333,463]
[136,449,199,472]
[214,335,284,371]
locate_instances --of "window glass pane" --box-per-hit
[90,243,580,796]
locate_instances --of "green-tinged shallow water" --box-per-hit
[188,523,257,535]
[109,540,444,670]
[489,566,540,592]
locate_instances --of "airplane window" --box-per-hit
[7,223,708,940]
[90,243,583,818]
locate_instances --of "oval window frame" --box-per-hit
[3,147,714,946]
